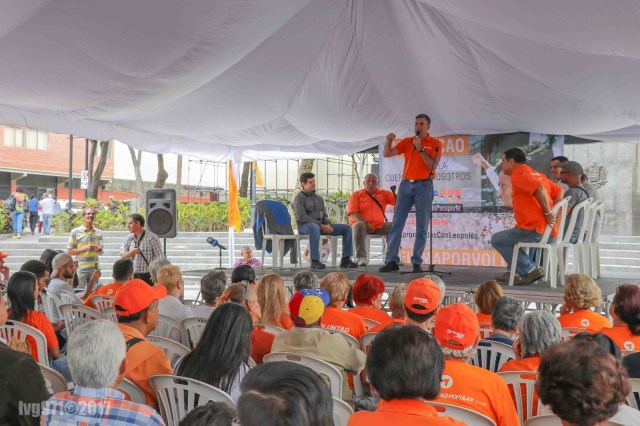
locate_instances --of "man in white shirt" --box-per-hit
[40,193,56,235]
[48,253,96,321]
[156,265,189,341]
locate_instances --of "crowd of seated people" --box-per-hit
[2,243,640,426]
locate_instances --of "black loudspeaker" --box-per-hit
[146,189,177,238]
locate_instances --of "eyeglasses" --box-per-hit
[560,171,569,175]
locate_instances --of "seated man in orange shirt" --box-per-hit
[349,326,465,426]
[347,174,395,266]
[114,279,172,409]
[433,304,520,426]
[491,148,563,285]
[318,272,366,340]
[403,278,441,331]
[84,259,133,310]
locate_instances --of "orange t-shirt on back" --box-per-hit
[251,326,275,364]
[499,355,541,373]
[348,398,466,426]
[395,135,443,180]
[349,307,391,326]
[558,309,611,332]
[599,325,640,351]
[22,310,58,362]
[476,312,492,325]
[84,282,124,310]
[368,318,406,333]
[347,189,396,229]
[320,307,367,340]
[510,164,562,236]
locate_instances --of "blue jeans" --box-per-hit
[50,355,72,381]
[298,223,353,261]
[385,179,434,265]
[42,214,53,235]
[12,210,25,234]
[491,228,552,276]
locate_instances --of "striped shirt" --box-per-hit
[42,386,165,425]
[119,230,164,274]
[67,225,103,269]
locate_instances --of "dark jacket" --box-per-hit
[0,342,49,426]
[292,190,330,226]
[253,200,298,263]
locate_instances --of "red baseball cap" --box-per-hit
[404,278,440,314]
[0,252,8,259]
[434,303,479,350]
[114,279,167,316]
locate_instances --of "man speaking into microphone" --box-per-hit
[379,114,443,273]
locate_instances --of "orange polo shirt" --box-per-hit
[368,318,406,333]
[320,307,367,340]
[118,323,172,409]
[499,355,540,373]
[348,398,466,426]
[558,309,611,332]
[347,188,396,229]
[395,135,443,180]
[84,282,124,310]
[510,164,562,236]
[599,325,640,351]
[476,312,492,325]
[251,325,275,364]
[434,359,520,426]
[350,307,392,326]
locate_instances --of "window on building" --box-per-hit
[3,126,48,150]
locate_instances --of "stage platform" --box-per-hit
[182,264,627,309]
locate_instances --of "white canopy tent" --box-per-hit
[2,0,640,161]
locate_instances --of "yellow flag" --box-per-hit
[253,161,265,187]
[228,160,242,231]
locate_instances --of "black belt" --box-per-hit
[403,178,430,183]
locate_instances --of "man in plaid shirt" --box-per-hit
[42,320,164,425]
[120,213,164,286]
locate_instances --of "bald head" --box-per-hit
[364,174,379,193]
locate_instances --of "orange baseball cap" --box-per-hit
[404,278,440,314]
[434,303,479,350]
[0,252,8,259]
[114,279,167,316]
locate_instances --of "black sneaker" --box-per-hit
[379,262,399,273]
[412,264,424,273]
[340,258,358,268]
[310,260,326,270]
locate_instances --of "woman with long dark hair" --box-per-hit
[600,284,640,351]
[7,271,69,378]
[175,302,253,400]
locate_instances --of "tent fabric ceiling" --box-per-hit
[1,0,640,161]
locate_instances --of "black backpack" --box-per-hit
[5,195,16,212]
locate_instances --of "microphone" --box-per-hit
[206,237,227,250]
[415,131,420,150]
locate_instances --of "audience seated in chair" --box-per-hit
[156,265,190,329]
[231,264,256,285]
[233,246,261,268]
[474,280,504,325]
[403,278,441,331]
[178,401,237,426]
[271,288,366,400]
[349,274,391,326]
[115,279,172,409]
[482,296,524,346]
[319,272,366,340]
[557,274,611,332]
[0,290,49,426]
[148,258,171,286]
[293,270,318,292]
[433,303,519,426]
[188,271,226,319]
[349,326,466,426]
[368,283,407,333]
[599,284,640,352]
[255,273,294,330]
[537,337,631,426]
[42,320,164,425]
[623,350,640,379]
[84,259,134,310]
[19,260,50,313]
[237,361,333,426]
[175,303,253,401]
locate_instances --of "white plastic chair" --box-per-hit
[560,327,587,343]
[90,295,114,313]
[149,374,235,426]
[259,201,304,268]
[471,340,516,373]
[427,401,497,426]
[117,377,146,404]
[498,371,540,424]
[332,396,354,426]
[264,352,343,398]
[478,323,493,339]
[364,234,387,264]
[584,201,605,278]
[39,364,68,395]
[182,317,207,349]
[364,318,380,330]
[329,329,360,350]
[0,320,50,367]
[182,299,203,308]
[59,304,103,335]
[508,197,570,288]
[102,306,118,324]
[262,324,286,335]
[147,335,191,369]
[149,314,189,347]
[60,292,80,306]
[45,292,63,323]
[626,378,640,410]
[558,198,592,275]
[359,332,377,353]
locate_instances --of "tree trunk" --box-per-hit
[87,140,110,199]
[127,146,145,208]
[154,154,169,188]
[176,155,183,202]
[239,162,251,198]
[293,159,315,198]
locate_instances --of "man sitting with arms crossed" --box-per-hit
[84,259,134,310]
[347,173,395,266]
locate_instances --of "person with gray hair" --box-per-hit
[499,310,561,372]
[423,274,446,304]
[483,296,524,346]
[189,271,227,319]
[293,270,318,291]
[41,320,164,425]
[148,258,171,284]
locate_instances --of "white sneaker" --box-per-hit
[357,258,367,266]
